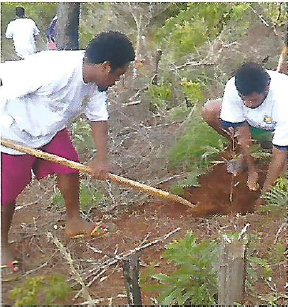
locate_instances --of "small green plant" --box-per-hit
[170,164,204,195]
[71,117,95,156]
[180,78,206,105]
[52,182,107,212]
[148,83,173,112]
[169,119,227,193]
[259,177,288,215]
[9,275,72,305]
[243,233,276,301]
[247,256,272,281]
[168,120,227,170]
[166,105,191,122]
[141,231,218,305]
[267,242,286,265]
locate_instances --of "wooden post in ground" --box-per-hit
[218,226,249,305]
[122,253,142,305]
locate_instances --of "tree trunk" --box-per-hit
[56,3,80,50]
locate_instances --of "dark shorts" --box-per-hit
[1,129,79,206]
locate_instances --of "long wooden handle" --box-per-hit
[1,138,194,208]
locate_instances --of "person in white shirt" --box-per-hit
[5,6,40,59]
[1,31,135,279]
[202,62,287,205]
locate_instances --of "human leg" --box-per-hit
[1,153,35,270]
[56,173,104,237]
[202,98,233,140]
[34,129,104,237]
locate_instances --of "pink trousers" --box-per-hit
[1,129,79,206]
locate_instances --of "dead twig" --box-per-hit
[273,222,286,244]
[74,227,181,299]
[47,232,93,304]
[172,60,215,71]
[21,258,54,279]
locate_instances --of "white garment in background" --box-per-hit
[0,50,108,155]
[220,70,288,147]
[6,18,40,59]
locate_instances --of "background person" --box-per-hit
[46,15,57,50]
[5,6,40,59]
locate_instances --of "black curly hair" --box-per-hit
[16,7,25,18]
[235,62,271,96]
[85,31,135,72]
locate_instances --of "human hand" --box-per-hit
[247,170,259,191]
[88,157,109,180]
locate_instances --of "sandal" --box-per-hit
[69,223,108,239]
[1,260,22,282]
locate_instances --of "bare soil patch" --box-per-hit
[1,159,286,305]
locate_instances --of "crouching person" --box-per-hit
[202,62,287,203]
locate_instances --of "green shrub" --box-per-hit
[168,120,227,170]
[52,182,107,212]
[180,78,206,105]
[260,177,288,215]
[71,117,95,156]
[10,275,72,305]
[170,164,204,195]
[166,105,191,122]
[148,83,174,112]
[141,231,218,305]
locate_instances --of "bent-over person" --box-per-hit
[1,31,135,280]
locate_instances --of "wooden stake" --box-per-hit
[218,227,249,305]
[277,3,288,74]
[1,138,194,208]
[122,253,142,305]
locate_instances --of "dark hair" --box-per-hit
[15,7,25,18]
[85,31,135,71]
[235,62,270,96]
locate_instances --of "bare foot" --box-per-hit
[65,217,103,238]
[247,171,259,191]
[1,243,17,264]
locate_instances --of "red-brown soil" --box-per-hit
[1,160,287,305]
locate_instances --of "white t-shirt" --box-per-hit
[6,18,40,59]
[220,70,288,147]
[0,50,108,155]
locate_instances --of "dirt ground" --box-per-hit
[1,157,287,305]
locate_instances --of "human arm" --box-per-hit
[262,116,288,194]
[88,121,109,180]
[32,20,40,37]
[255,146,287,207]
[85,88,110,180]
[5,22,13,39]
[262,147,287,194]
